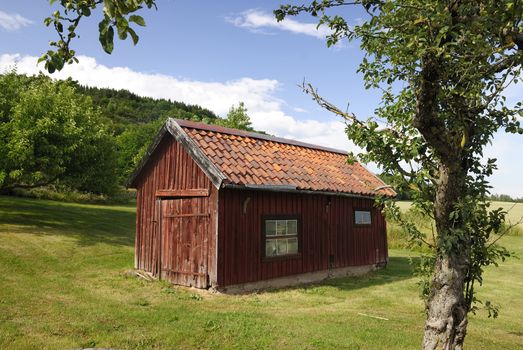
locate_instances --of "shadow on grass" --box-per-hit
[324,256,419,292]
[0,195,135,247]
[261,256,419,295]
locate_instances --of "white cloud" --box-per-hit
[226,9,331,39]
[0,53,355,153]
[0,11,33,31]
[2,53,521,195]
[293,107,309,113]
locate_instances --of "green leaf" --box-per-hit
[106,25,115,53]
[117,26,128,40]
[98,17,109,33]
[37,54,48,64]
[80,5,91,17]
[52,54,64,71]
[102,26,114,54]
[104,0,114,18]
[46,61,56,74]
[129,15,146,26]
[127,27,139,45]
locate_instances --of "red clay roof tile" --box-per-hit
[177,119,395,197]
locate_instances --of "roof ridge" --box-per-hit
[127,118,396,197]
[172,118,349,155]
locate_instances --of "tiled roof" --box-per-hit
[177,119,395,197]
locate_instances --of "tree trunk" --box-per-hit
[422,163,469,350]
[422,256,469,350]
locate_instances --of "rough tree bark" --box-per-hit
[422,164,469,350]
[414,55,470,349]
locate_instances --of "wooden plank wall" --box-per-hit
[134,135,218,286]
[159,197,210,288]
[217,188,387,287]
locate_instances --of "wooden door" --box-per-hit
[159,196,210,288]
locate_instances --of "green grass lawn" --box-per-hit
[0,196,522,349]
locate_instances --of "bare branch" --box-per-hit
[300,81,423,182]
[301,82,363,126]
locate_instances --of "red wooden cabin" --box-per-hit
[127,118,395,291]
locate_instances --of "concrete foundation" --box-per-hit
[217,264,379,294]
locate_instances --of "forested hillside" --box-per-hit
[0,72,255,199]
[74,83,221,132]
[72,82,228,184]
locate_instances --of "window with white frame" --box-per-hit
[263,217,299,257]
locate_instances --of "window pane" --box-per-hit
[266,239,278,257]
[363,211,371,224]
[287,220,298,235]
[277,239,288,255]
[287,237,298,254]
[266,220,277,236]
[355,210,371,225]
[275,220,287,235]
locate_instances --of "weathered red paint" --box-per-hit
[216,189,387,287]
[132,126,388,289]
[134,136,218,286]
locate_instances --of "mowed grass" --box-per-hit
[0,196,522,349]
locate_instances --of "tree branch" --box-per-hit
[412,56,456,163]
[489,54,520,75]
[300,81,424,183]
[2,176,60,192]
[300,82,363,126]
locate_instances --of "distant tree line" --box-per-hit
[487,194,523,203]
[379,173,521,203]
[0,72,256,198]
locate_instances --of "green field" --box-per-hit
[396,200,523,228]
[1,196,522,349]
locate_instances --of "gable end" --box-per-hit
[165,118,226,188]
[126,118,227,189]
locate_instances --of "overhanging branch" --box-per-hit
[300,81,421,181]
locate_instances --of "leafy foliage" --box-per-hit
[67,84,222,184]
[0,72,118,195]
[1,72,259,195]
[115,118,164,184]
[40,0,156,73]
[276,1,522,347]
[217,102,255,131]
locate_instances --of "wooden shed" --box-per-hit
[127,118,395,291]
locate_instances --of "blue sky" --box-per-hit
[0,0,522,197]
